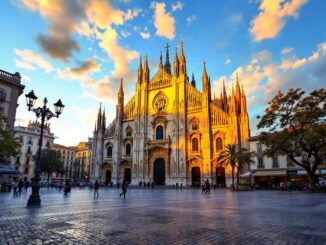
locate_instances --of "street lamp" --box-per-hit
[25,90,64,207]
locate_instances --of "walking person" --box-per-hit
[94,180,100,198]
[205,179,211,194]
[12,178,18,196]
[119,180,128,198]
[17,179,24,196]
[64,179,71,195]
[201,180,206,193]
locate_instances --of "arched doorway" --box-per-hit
[154,158,165,185]
[124,168,131,183]
[192,167,201,187]
[216,167,226,187]
[106,170,111,184]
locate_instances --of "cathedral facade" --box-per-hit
[91,40,250,187]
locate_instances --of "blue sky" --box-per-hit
[0,0,325,146]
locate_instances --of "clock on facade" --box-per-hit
[154,95,168,112]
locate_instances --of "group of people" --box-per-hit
[201,179,211,194]
[12,178,30,196]
[93,179,128,198]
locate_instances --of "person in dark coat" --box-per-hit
[94,180,100,198]
[64,179,71,195]
[119,180,128,198]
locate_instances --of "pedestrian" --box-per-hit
[205,179,211,194]
[201,180,206,193]
[94,180,100,198]
[280,181,284,191]
[119,180,128,198]
[17,179,24,196]
[64,179,71,195]
[12,178,18,196]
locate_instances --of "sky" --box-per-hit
[0,0,325,146]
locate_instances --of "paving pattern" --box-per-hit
[0,187,325,245]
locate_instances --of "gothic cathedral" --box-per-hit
[91,40,250,187]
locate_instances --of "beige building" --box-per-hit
[249,136,326,189]
[53,143,76,179]
[74,142,92,182]
[11,121,54,180]
[0,69,24,166]
[92,41,250,186]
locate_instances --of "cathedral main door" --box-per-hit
[216,167,226,187]
[192,167,201,187]
[153,158,165,185]
[106,170,111,184]
[124,168,131,184]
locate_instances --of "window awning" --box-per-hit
[240,172,251,178]
[0,167,20,175]
[253,169,287,177]
[297,169,326,175]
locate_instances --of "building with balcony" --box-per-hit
[74,142,92,183]
[248,136,326,189]
[10,121,54,180]
[53,143,76,179]
[0,69,25,166]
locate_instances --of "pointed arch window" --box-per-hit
[216,137,223,151]
[126,143,131,156]
[156,125,164,140]
[107,146,112,158]
[192,138,199,152]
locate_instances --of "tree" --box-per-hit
[0,112,20,161]
[217,144,239,187]
[33,149,64,180]
[257,88,326,187]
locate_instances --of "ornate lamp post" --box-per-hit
[25,90,64,207]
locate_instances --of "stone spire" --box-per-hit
[137,56,143,83]
[159,51,163,70]
[202,62,209,93]
[102,108,106,131]
[191,73,196,87]
[143,56,150,82]
[118,78,124,110]
[173,48,179,77]
[164,43,171,74]
[97,103,102,131]
[235,72,241,103]
[179,39,187,75]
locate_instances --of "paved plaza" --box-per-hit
[0,188,326,245]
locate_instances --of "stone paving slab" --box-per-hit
[0,188,325,244]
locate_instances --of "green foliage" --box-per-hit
[217,144,255,186]
[0,113,21,160]
[33,149,64,177]
[257,88,326,186]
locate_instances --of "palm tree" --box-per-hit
[236,148,256,186]
[217,144,240,188]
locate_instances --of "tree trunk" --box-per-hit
[236,167,240,186]
[231,167,235,189]
[308,172,316,188]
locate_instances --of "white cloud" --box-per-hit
[186,15,196,26]
[121,30,131,38]
[250,0,309,42]
[140,31,151,39]
[14,49,54,73]
[171,1,184,12]
[224,58,232,65]
[281,47,293,54]
[151,2,175,39]
[124,8,142,21]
